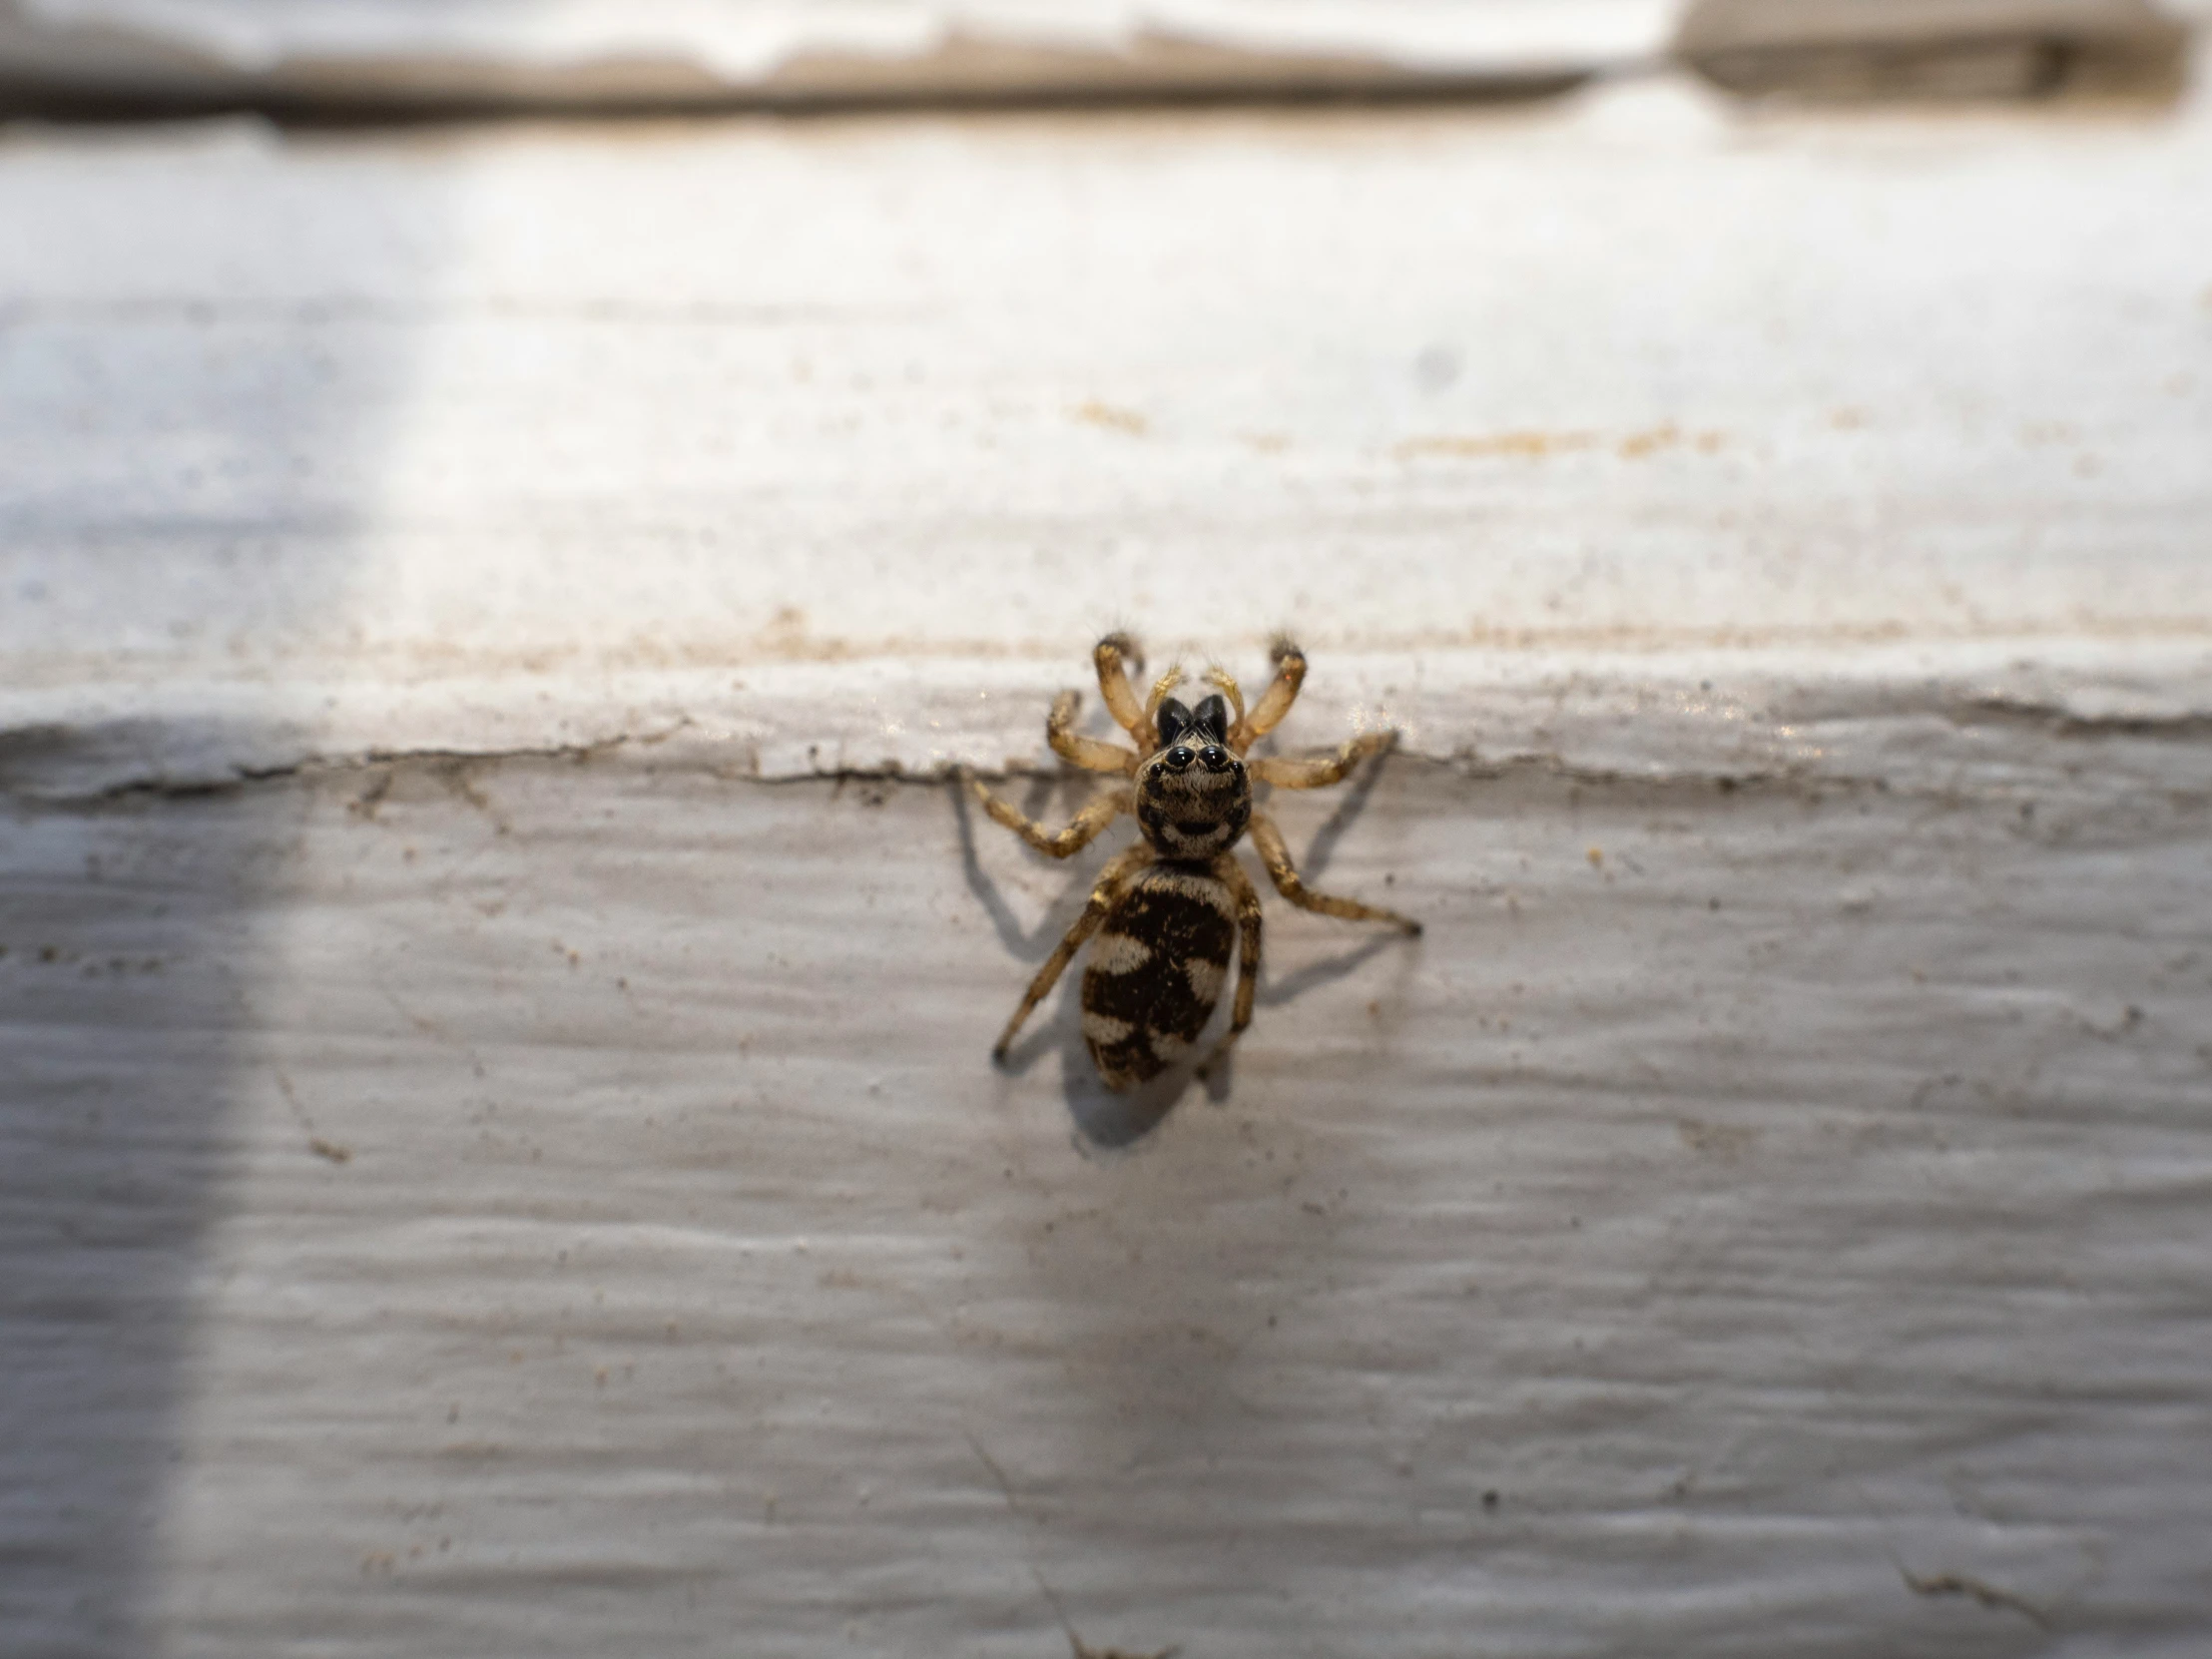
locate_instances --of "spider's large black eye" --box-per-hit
[1192,695,1231,744]
[1199,745,1229,771]
[1156,697,1194,749]
[1165,746,1195,771]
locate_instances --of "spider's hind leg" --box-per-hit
[1197,854,1264,1081]
[992,844,1152,1060]
[1249,812,1420,934]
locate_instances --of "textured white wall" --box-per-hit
[3,53,2211,1659]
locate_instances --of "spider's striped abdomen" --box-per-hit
[1080,863,1237,1091]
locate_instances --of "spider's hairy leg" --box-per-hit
[1197,854,1263,1081]
[992,844,1153,1060]
[1249,730,1396,791]
[1092,633,1151,743]
[965,773,1131,857]
[1249,812,1420,934]
[1230,635,1307,752]
[1047,690,1140,776]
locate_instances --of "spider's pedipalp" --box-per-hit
[1141,665,1187,731]
[1203,666,1246,732]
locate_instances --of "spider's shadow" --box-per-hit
[1279,734,1390,886]
[1249,746,1400,1008]
[952,753,1403,1149]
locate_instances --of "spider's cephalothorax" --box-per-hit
[1134,692,1250,860]
[965,634,1420,1092]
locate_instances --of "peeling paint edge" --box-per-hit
[5,638,2208,807]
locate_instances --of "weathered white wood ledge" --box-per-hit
[7,701,2210,1658]
[5,637,2211,801]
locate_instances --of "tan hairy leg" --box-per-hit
[1249,813,1420,934]
[1230,637,1306,752]
[1250,730,1396,791]
[1092,634,1151,744]
[1047,690,1140,776]
[1197,855,1264,1079]
[966,775,1130,857]
[992,845,1153,1059]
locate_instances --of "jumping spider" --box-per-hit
[966,633,1420,1090]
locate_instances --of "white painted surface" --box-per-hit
[6,70,2210,752]
[11,737,2211,1657]
[3,57,2211,1659]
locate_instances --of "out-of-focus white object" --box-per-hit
[1677,0,2191,99]
[0,0,1672,109]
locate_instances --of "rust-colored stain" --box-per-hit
[1394,429,1597,460]
[1678,1119,1763,1160]
[1073,400,1148,435]
[1395,423,1724,462]
[259,611,2212,685]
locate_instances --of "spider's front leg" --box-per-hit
[964,773,1130,857]
[1091,633,1153,746]
[1230,636,1307,752]
[1047,690,1140,776]
[992,844,1152,1060]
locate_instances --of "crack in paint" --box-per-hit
[1903,1568,2052,1630]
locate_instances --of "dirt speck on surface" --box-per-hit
[1073,401,1148,436]
[1678,1119,1762,1160]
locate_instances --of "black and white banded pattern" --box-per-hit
[1079,864,1238,1090]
